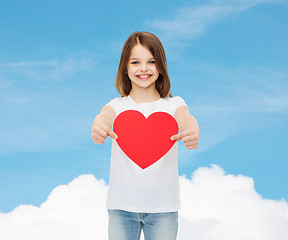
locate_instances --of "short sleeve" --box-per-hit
[105,97,122,116]
[167,96,187,116]
[172,96,187,108]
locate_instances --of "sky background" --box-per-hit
[0,0,288,227]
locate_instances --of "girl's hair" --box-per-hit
[116,31,172,98]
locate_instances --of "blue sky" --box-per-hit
[0,0,288,213]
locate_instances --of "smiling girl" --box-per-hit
[92,31,199,240]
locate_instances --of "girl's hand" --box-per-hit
[170,129,199,150]
[92,122,118,144]
[173,105,200,150]
[92,105,116,144]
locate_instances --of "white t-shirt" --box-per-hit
[105,95,187,213]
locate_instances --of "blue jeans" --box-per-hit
[108,209,178,240]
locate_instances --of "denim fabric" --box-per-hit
[108,209,178,240]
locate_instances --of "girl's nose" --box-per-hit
[139,63,148,71]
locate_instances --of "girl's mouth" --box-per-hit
[137,74,152,79]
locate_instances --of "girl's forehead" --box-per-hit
[129,44,153,58]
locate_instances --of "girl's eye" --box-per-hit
[149,60,155,64]
[131,61,139,65]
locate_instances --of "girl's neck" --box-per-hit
[129,88,161,103]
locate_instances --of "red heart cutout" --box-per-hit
[113,110,178,169]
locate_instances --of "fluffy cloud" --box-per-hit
[178,165,288,240]
[1,165,288,240]
[0,57,96,82]
[0,176,109,240]
[0,55,98,153]
[150,0,285,40]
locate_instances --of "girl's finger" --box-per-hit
[92,135,106,144]
[182,135,196,142]
[93,127,108,138]
[183,139,198,146]
[187,144,199,150]
[170,133,182,141]
[107,129,118,140]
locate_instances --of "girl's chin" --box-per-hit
[131,81,156,89]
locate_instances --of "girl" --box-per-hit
[92,31,199,240]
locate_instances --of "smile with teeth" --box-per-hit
[137,74,152,79]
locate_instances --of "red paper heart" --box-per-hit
[113,110,178,169]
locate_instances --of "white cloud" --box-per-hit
[0,55,101,153]
[0,57,96,82]
[150,5,234,40]
[180,65,288,153]
[211,0,285,9]
[149,0,286,40]
[0,175,109,240]
[178,165,288,240]
[1,165,288,240]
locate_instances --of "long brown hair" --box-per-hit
[116,31,172,98]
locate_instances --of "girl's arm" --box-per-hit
[171,105,199,150]
[92,105,118,144]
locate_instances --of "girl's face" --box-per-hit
[127,44,159,92]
